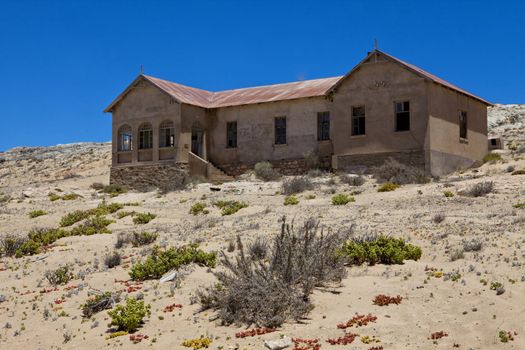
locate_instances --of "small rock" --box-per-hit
[496,287,505,295]
[264,336,293,350]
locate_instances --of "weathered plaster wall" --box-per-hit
[428,83,488,175]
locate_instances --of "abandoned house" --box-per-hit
[104,49,492,190]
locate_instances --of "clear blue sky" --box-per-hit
[0,0,523,151]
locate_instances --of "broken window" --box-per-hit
[275,116,286,145]
[459,110,468,139]
[118,125,132,151]
[138,123,153,149]
[317,112,330,141]
[395,101,410,131]
[226,121,237,148]
[351,106,366,136]
[159,121,175,148]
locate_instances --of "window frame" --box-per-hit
[159,121,175,148]
[459,110,468,139]
[394,101,410,132]
[138,123,153,150]
[351,106,366,136]
[117,125,133,152]
[317,112,330,141]
[274,116,287,145]
[226,121,238,149]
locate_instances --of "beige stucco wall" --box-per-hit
[331,53,430,161]
[428,83,488,175]
[206,97,332,167]
[111,79,182,166]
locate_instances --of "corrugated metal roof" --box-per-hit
[104,50,491,112]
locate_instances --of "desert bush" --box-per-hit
[482,153,502,164]
[15,239,41,257]
[339,174,365,186]
[338,235,422,265]
[29,210,47,218]
[377,182,400,192]
[254,162,281,181]
[189,202,208,215]
[100,184,128,197]
[283,195,299,206]
[116,211,135,219]
[60,210,91,227]
[443,190,454,198]
[45,265,74,286]
[0,235,26,257]
[82,291,120,318]
[61,193,82,201]
[108,298,151,332]
[70,216,114,236]
[91,202,124,216]
[129,244,216,281]
[90,182,105,190]
[28,228,67,246]
[331,194,354,205]
[432,213,446,224]
[197,217,351,327]
[132,212,156,224]
[463,238,483,252]
[465,181,494,197]
[104,251,122,269]
[281,176,314,195]
[511,169,525,175]
[130,231,158,247]
[214,200,248,216]
[182,337,213,349]
[48,193,61,201]
[248,237,268,261]
[373,158,429,185]
[449,248,464,261]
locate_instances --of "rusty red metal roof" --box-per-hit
[104,50,491,112]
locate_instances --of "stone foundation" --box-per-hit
[110,163,188,192]
[334,150,426,174]
[218,156,331,176]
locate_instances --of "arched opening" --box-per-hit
[159,120,175,148]
[117,124,133,151]
[138,123,153,149]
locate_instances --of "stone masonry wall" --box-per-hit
[335,150,426,174]
[110,163,188,192]
[218,156,331,176]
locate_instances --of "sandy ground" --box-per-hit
[0,107,524,350]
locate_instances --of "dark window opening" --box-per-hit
[459,110,468,139]
[139,124,153,149]
[351,106,366,136]
[395,101,410,131]
[490,138,497,146]
[226,121,237,148]
[275,116,286,145]
[317,112,330,141]
[159,121,174,148]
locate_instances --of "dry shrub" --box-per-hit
[104,251,122,269]
[339,174,365,186]
[373,158,429,185]
[0,234,26,257]
[197,217,351,327]
[254,162,281,181]
[432,213,446,224]
[281,176,314,195]
[465,181,494,197]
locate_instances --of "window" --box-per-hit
[274,116,286,145]
[490,138,497,146]
[459,110,468,139]
[351,106,366,136]
[226,121,237,148]
[117,125,132,151]
[138,123,153,149]
[159,121,174,148]
[317,112,330,141]
[395,101,410,131]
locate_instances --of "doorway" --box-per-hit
[191,128,204,158]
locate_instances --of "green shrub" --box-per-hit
[132,212,156,224]
[90,202,124,216]
[131,231,158,247]
[254,161,281,181]
[29,210,47,218]
[15,239,41,258]
[338,235,422,265]
[283,195,299,206]
[482,153,502,164]
[305,194,316,200]
[331,193,354,205]
[443,190,454,198]
[0,235,26,257]
[60,210,91,227]
[28,228,69,246]
[45,265,74,286]
[214,200,248,215]
[513,202,525,209]
[189,202,208,215]
[69,216,114,236]
[108,298,151,332]
[100,184,128,197]
[129,245,216,281]
[377,182,400,192]
[48,193,61,202]
[62,193,82,201]
[117,211,135,219]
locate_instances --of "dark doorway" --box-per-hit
[191,128,204,158]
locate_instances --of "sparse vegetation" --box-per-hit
[443,190,454,198]
[29,210,47,218]
[0,234,26,257]
[482,152,502,164]
[132,212,156,224]
[373,158,429,185]
[432,213,446,224]
[108,298,151,332]
[129,244,216,281]
[338,235,422,265]
[463,238,483,252]
[99,184,128,197]
[281,176,314,195]
[45,265,74,286]
[130,231,158,247]
[377,182,400,192]
[331,193,354,205]
[82,291,120,318]
[104,251,122,268]
[254,161,281,181]
[339,174,365,186]
[283,195,299,205]
[182,337,212,349]
[465,181,494,197]
[214,200,248,216]
[197,217,350,327]
[189,202,208,215]
[69,216,114,235]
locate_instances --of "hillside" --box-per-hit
[0,105,524,350]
